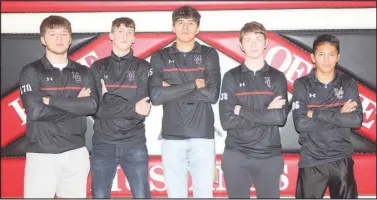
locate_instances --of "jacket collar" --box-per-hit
[309,68,340,85]
[110,49,134,62]
[41,54,75,70]
[169,41,202,54]
[241,61,270,73]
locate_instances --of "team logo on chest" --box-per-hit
[334,87,344,99]
[46,77,53,81]
[127,71,135,82]
[193,54,202,65]
[71,72,81,83]
[264,77,271,88]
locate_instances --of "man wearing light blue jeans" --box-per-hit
[149,6,221,198]
[161,139,215,197]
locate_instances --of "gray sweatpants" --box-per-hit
[221,149,284,198]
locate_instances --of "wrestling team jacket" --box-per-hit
[19,55,99,153]
[149,42,221,140]
[90,50,150,146]
[219,62,288,159]
[292,69,363,167]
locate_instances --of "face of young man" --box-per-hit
[240,32,267,59]
[110,24,135,52]
[41,26,72,55]
[311,42,340,74]
[172,18,199,43]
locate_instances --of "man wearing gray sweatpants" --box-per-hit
[219,21,289,198]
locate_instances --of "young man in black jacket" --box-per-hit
[219,21,288,199]
[293,34,363,199]
[20,15,99,198]
[149,6,221,198]
[89,17,151,198]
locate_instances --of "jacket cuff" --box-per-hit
[312,110,320,120]
[48,96,57,106]
[239,106,246,117]
[103,92,112,101]
[192,80,198,89]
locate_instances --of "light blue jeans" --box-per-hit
[161,138,215,198]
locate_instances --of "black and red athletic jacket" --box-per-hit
[292,69,363,167]
[19,55,99,154]
[149,41,221,140]
[90,50,150,146]
[219,62,288,159]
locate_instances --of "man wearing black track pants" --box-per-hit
[292,34,363,199]
[219,21,288,199]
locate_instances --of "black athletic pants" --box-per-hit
[222,149,284,199]
[296,157,358,199]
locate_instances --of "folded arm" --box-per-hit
[148,53,196,105]
[19,66,78,122]
[292,80,340,132]
[219,73,257,130]
[49,69,99,115]
[178,49,221,104]
[313,79,363,128]
[93,62,150,119]
[239,74,289,126]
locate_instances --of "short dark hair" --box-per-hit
[239,21,267,42]
[111,17,135,33]
[40,15,72,36]
[172,6,201,26]
[312,34,340,54]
